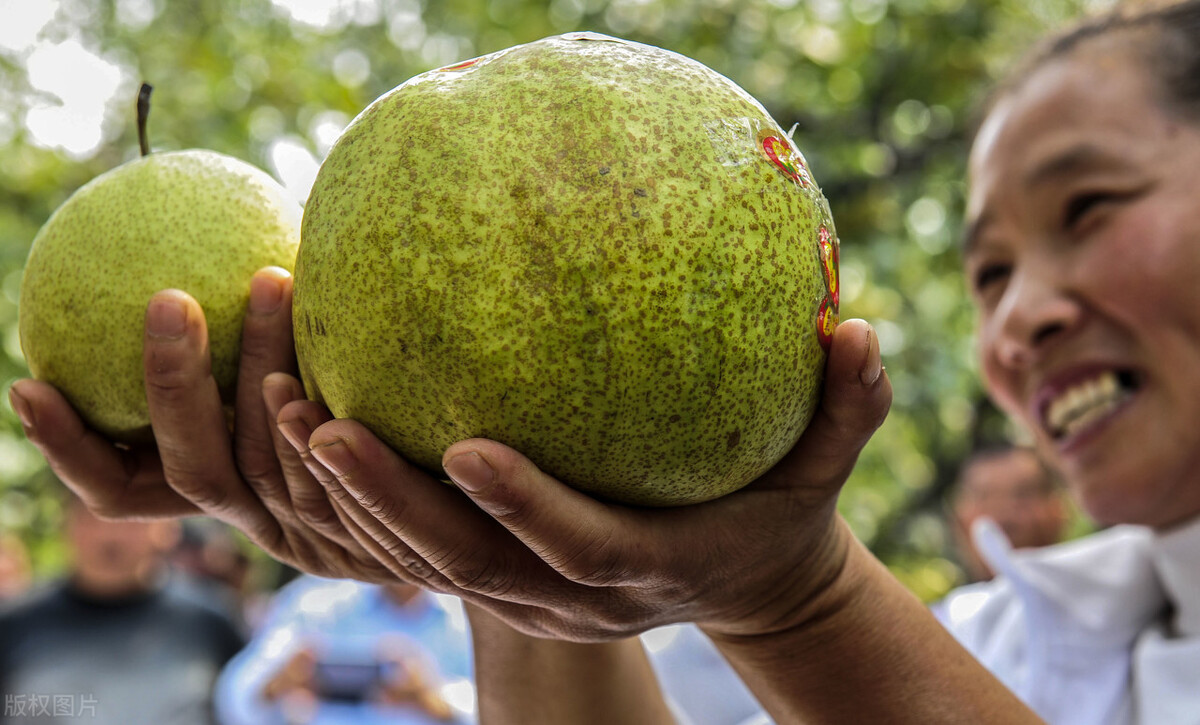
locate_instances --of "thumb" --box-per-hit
[441,439,638,587]
[759,318,891,490]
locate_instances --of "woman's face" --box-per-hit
[965,47,1200,530]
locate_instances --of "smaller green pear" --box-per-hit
[18,84,301,442]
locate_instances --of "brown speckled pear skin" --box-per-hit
[295,33,841,506]
[19,150,302,443]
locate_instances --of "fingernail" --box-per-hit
[310,438,354,478]
[443,452,494,493]
[249,274,283,314]
[860,327,882,386]
[146,295,188,339]
[8,385,34,430]
[277,418,310,453]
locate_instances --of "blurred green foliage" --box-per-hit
[0,0,1107,599]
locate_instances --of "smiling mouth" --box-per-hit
[1043,370,1140,440]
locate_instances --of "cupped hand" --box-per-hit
[275,319,891,641]
[7,267,392,582]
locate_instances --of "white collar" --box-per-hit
[1149,515,1200,638]
[972,518,1168,642]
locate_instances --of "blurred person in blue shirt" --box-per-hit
[215,575,474,725]
[642,624,766,725]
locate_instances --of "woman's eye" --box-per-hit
[973,263,1011,294]
[1063,192,1111,229]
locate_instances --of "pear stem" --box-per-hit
[137,83,153,157]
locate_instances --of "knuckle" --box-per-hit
[475,480,537,528]
[238,316,292,372]
[144,368,198,403]
[295,498,342,532]
[238,456,282,490]
[382,546,453,591]
[299,451,339,488]
[237,327,270,361]
[350,487,407,530]
[237,337,279,373]
[396,549,437,580]
[294,552,330,578]
[284,534,337,577]
[144,348,208,398]
[351,558,404,585]
[241,465,282,492]
[318,480,358,509]
[335,542,399,583]
[590,612,651,640]
[253,524,293,559]
[89,501,133,521]
[548,528,628,587]
[358,561,403,585]
[161,466,232,512]
[237,454,286,498]
[387,543,425,569]
[430,546,515,598]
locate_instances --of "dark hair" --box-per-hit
[982,0,1200,127]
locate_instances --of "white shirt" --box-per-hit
[935,516,1200,725]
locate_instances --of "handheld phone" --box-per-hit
[312,660,385,702]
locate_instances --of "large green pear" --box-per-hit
[295,33,841,506]
[19,150,301,442]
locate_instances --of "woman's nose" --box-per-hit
[987,265,1082,369]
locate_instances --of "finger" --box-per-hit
[266,379,368,551]
[273,397,437,584]
[302,444,580,637]
[305,419,575,604]
[274,397,338,492]
[301,422,670,639]
[264,374,330,500]
[758,318,891,493]
[302,419,478,591]
[8,379,198,519]
[323,488,424,585]
[143,289,282,541]
[234,268,297,491]
[440,438,650,590]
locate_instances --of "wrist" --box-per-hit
[699,525,1040,724]
[700,512,859,641]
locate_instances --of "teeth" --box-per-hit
[1044,371,1130,438]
